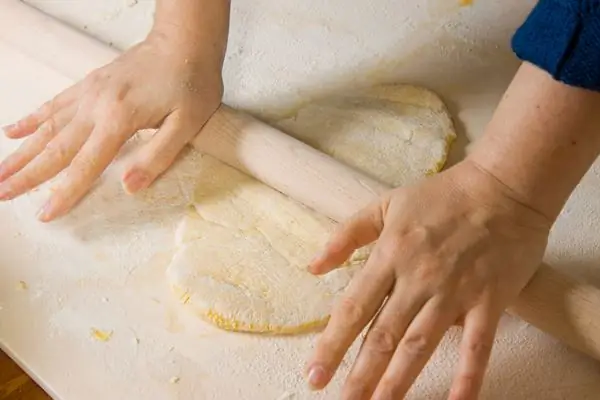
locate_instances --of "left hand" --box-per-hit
[305,159,551,399]
[0,28,223,221]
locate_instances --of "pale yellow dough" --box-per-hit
[276,84,456,186]
[166,84,455,334]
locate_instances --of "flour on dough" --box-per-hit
[166,156,368,333]
[166,84,455,334]
[275,84,456,187]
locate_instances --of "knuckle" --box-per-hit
[38,116,59,137]
[466,336,493,355]
[374,383,397,400]
[400,333,431,357]
[341,381,369,400]
[82,73,104,94]
[86,68,108,85]
[44,141,71,162]
[449,375,482,400]
[98,99,126,118]
[154,153,178,173]
[37,101,54,118]
[70,155,100,180]
[339,224,369,251]
[415,259,443,283]
[374,237,403,264]
[365,327,398,355]
[407,225,431,243]
[335,296,366,328]
[457,372,480,386]
[38,94,65,117]
[95,111,132,137]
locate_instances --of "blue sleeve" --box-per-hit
[512,0,600,91]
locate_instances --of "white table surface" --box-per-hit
[0,0,599,398]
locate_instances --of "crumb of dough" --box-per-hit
[179,292,191,304]
[169,377,180,384]
[91,328,113,342]
[17,281,28,290]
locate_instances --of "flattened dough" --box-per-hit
[276,84,455,186]
[166,156,368,333]
[166,84,456,333]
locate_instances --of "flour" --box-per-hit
[276,84,455,186]
[5,1,600,399]
[166,159,368,334]
[164,84,453,337]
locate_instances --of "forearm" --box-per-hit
[468,62,600,220]
[152,0,231,66]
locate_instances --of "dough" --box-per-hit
[276,84,455,186]
[166,156,369,333]
[166,84,456,334]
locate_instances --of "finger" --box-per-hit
[3,83,79,139]
[448,306,499,400]
[0,117,91,201]
[309,200,386,275]
[342,285,429,400]
[0,106,77,183]
[38,120,131,222]
[122,110,200,194]
[372,297,458,399]
[306,247,395,390]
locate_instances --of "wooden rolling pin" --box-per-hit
[193,105,600,361]
[2,0,600,362]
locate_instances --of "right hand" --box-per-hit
[0,29,224,222]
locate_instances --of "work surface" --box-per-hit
[1,1,600,399]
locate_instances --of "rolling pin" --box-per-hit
[2,0,600,362]
[193,105,600,362]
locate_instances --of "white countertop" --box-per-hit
[0,0,599,398]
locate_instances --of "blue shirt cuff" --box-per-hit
[512,0,600,91]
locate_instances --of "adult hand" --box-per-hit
[306,159,551,399]
[0,29,223,221]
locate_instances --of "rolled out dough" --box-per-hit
[276,84,456,186]
[166,84,456,334]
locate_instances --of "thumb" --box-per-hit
[309,199,386,275]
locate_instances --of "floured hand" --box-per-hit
[305,159,551,399]
[0,29,223,221]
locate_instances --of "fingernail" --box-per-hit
[311,252,324,265]
[123,171,150,194]
[2,124,16,133]
[37,202,52,222]
[0,184,12,201]
[307,365,327,390]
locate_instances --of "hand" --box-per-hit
[305,160,551,399]
[0,29,223,222]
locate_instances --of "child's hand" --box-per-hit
[0,30,223,221]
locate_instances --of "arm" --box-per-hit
[306,2,600,399]
[152,0,230,67]
[471,65,600,222]
[0,0,231,221]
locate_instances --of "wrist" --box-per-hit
[463,63,600,221]
[147,25,215,57]
[462,153,554,223]
[151,0,229,64]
